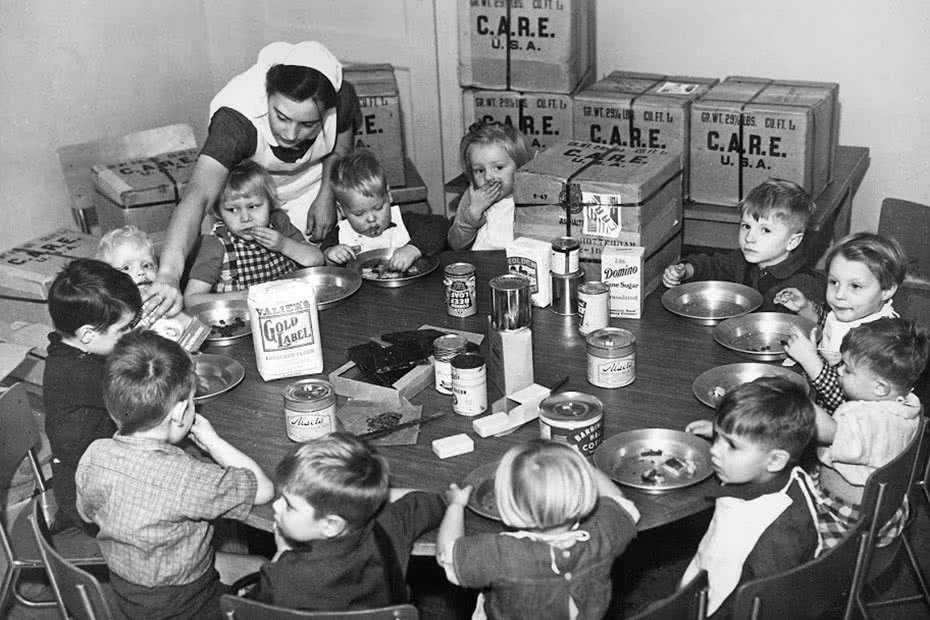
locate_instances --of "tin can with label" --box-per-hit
[550,236,580,275]
[445,262,477,317]
[451,353,487,416]
[433,334,470,394]
[538,391,604,457]
[577,281,610,335]
[586,327,636,388]
[283,379,336,442]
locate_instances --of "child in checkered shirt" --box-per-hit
[777,232,907,411]
[809,317,928,549]
[184,160,323,307]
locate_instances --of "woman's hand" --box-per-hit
[388,245,421,272]
[141,274,184,324]
[324,244,357,265]
[685,419,714,439]
[306,192,337,242]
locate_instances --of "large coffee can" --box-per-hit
[538,391,604,457]
[489,273,532,330]
[283,379,336,442]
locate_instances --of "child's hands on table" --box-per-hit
[325,244,357,265]
[445,483,473,507]
[784,324,822,371]
[773,287,808,313]
[388,245,421,272]
[685,419,714,439]
[662,263,693,288]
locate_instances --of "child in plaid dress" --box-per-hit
[810,317,929,549]
[185,160,323,307]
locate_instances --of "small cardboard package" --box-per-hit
[344,63,407,188]
[600,233,682,319]
[506,237,551,308]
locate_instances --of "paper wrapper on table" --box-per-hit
[336,396,422,447]
[506,237,551,307]
[573,71,718,200]
[600,233,682,319]
[247,279,323,381]
[92,148,197,236]
[344,64,406,187]
[689,76,839,206]
[149,311,210,353]
[458,0,594,93]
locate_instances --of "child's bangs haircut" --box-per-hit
[330,150,388,200]
[276,433,389,531]
[96,225,155,262]
[48,259,142,335]
[739,178,814,233]
[459,121,534,186]
[841,317,930,393]
[715,376,815,462]
[217,160,281,216]
[825,232,907,290]
[495,440,598,530]
[103,330,195,435]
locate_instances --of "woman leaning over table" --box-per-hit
[146,41,361,320]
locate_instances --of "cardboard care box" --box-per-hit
[92,148,198,235]
[344,63,407,188]
[573,71,718,200]
[512,140,682,261]
[690,76,839,206]
[458,0,595,94]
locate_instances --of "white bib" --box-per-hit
[472,195,515,251]
[337,206,411,253]
[820,301,897,366]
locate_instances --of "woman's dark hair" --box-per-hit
[265,64,337,110]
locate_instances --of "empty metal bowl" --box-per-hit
[193,353,245,403]
[280,266,362,308]
[692,363,809,408]
[713,312,816,361]
[662,281,764,325]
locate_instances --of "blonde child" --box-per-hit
[777,232,907,411]
[97,225,158,288]
[322,149,448,271]
[437,440,640,620]
[447,121,534,251]
[184,160,323,306]
[810,317,928,549]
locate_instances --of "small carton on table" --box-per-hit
[600,233,682,319]
[344,63,407,188]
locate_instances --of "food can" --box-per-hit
[489,273,532,330]
[444,262,477,317]
[551,270,584,315]
[586,327,636,388]
[433,334,470,394]
[577,281,610,335]
[451,353,487,416]
[538,391,604,457]
[550,236,580,275]
[283,379,336,442]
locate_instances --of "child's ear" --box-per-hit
[386,190,394,205]
[872,376,892,398]
[320,514,347,538]
[765,448,791,473]
[76,325,97,345]
[168,398,190,427]
[880,283,898,302]
[786,231,804,252]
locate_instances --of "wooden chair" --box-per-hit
[56,123,196,232]
[624,570,708,620]
[219,595,419,620]
[30,498,114,620]
[0,382,104,614]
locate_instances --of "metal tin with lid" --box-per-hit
[433,334,470,394]
[551,270,584,315]
[550,236,580,275]
[283,378,337,441]
[451,353,487,416]
[538,391,604,457]
[489,273,532,330]
[586,327,637,388]
[444,262,477,317]
[577,281,610,334]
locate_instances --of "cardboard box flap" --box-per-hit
[344,64,398,92]
[92,148,198,207]
[591,71,666,95]
[0,229,99,299]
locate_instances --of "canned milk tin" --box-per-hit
[538,391,604,457]
[577,281,610,335]
[586,327,636,388]
[445,262,477,317]
[451,353,487,416]
[283,379,337,442]
[433,334,469,394]
[550,236,580,275]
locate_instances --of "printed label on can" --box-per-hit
[434,358,453,394]
[587,353,636,388]
[540,416,604,457]
[445,266,477,318]
[285,405,336,442]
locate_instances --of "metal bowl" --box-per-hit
[188,299,250,346]
[594,429,713,493]
[692,363,809,408]
[463,461,502,521]
[280,266,361,309]
[347,248,440,288]
[661,281,763,325]
[193,353,245,403]
[713,312,816,361]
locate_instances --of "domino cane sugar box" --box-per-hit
[344,63,406,187]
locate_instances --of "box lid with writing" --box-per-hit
[0,229,99,300]
[92,148,198,208]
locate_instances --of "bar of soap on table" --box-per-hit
[473,412,510,438]
[432,434,474,459]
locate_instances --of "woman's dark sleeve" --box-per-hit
[335,81,363,134]
[200,107,258,170]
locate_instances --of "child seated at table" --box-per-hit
[322,149,448,271]
[436,440,640,620]
[684,377,821,619]
[76,330,274,620]
[778,232,908,411]
[96,224,159,288]
[43,258,141,533]
[663,178,825,312]
[252,432,446,611]
[810,317,928,550]
[184,160,323,306]
[447,121,534,251]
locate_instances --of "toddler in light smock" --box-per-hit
[447,122,534,251]
[436,440,640,620]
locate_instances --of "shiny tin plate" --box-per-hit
[193,354,245,403]
[463,461,502,521]
[347,248,440,288]
[713,312,816,361]
[594,429,713,493]
[692,363,808,408]
[280,266,362,309]
[662,281,763,325]
[189,299,251,346]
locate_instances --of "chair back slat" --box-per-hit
[0,383,40,484]
[860,416,926,531]
[624,570,708,620]
[219,594,419,620]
